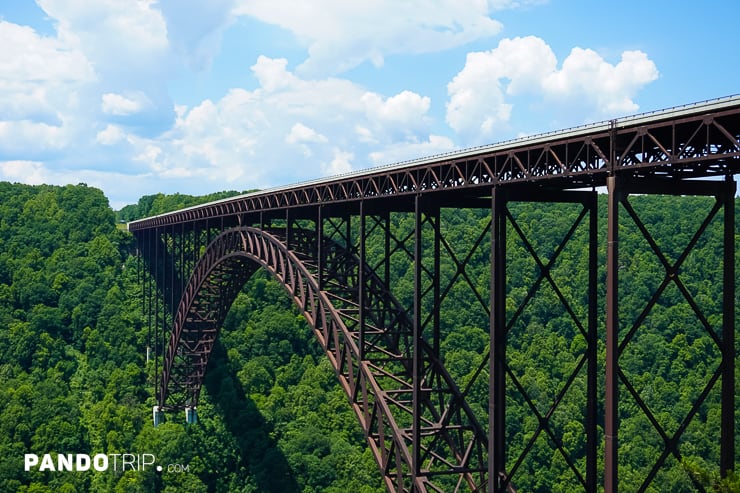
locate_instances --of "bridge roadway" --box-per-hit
[129,95,740,493]
[130,94,740,229]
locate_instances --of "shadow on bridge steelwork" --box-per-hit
[130,95,740,492]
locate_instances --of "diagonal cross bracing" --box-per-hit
[128,96,740,232]
[131,95,740,493]
[156,225,489,492]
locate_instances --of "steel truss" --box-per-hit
[131,96,740,492]
[147,206,492,492]
[605,176,736,492]
[489,189,598,493]
[129,97,740,230]
[298,205,490,492]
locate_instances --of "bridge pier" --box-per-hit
[185,406,198,425]
[152,406,164,427]
[605,174,736,492]
[129,96,740,493]
[490,187,599,493]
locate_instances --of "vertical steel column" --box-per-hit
[606,121,619,493]
[432,206,441,357]
[359,200,366,361]
[154,227,161,405]
[605,175,620,493]
[180,223,185,311]
[145,232,152,361]
[346,213,352,257]
[205,219,211,253]
[413,193,423,485]
[317,206,324,290]
[489,187,507,493]
[148,231,161,424]
[160,226,168,409]
[169,225,175,317]
[721,176,735,478]
[586,192,598,492]
[285,208,292,250]
[384,212,391,291]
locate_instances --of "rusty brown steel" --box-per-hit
[154,223,490,491]
[133,95,739,492]
[603,176,735,492]
[129,96,740,232]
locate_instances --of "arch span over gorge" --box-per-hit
[158,226,489,493]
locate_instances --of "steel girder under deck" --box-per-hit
[132,96,739,492]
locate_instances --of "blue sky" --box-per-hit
[0,1,737,209]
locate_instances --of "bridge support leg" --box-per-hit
[489,188,507,493]
[605,175,620,493]
[605,175,735,492]
[413,194,422,486]
[153,406,164,427]
[720,176,735,479]
[491,187,598,492]
[185,406,198,425]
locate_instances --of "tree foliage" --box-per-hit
[115,191,254,223]
[0,182,736,492]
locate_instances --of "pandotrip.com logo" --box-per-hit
[24,453,190,473]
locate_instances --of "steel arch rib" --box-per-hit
[160,227,431,492]
[160,240,257,411]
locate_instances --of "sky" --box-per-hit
[0,1,738,209]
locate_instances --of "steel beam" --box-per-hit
[604,175,736,492]
[605,176,620,493]
[720,176,735,479]
[413,193,423,485]
[489,187,507,493]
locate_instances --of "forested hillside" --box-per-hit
[0,183,381,492]
[0,182,737,492]
[116,190,250,223]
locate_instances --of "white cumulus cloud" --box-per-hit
[368,135,457,166]
[286,123,328,145]
[362,91,431,130]
[286,123,328,157]
[34,0,175,130]
[324,148,354,175]
[0,160,48,185]
[234,0,505,75]
[542,48,660,113]
[101,92,152,116]
[0,19,96,159]
[446,36,659,142]
[35,0,170,71]
[119,56,441,190]
[96,124,128,145]
[0,20,96,107]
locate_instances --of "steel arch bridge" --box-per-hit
[129,95,740,493]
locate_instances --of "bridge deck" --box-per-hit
[131,94,739,492]
[128,94,740,231]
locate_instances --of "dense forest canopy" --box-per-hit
[0,181,737,492]
[115,190,254,223]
